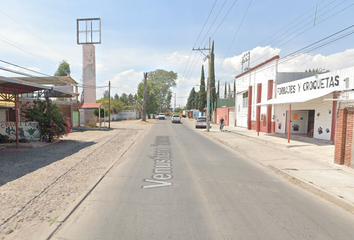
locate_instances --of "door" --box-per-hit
[228,108,235,127]
[286,110,308,134]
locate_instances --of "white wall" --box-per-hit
[83,44,96,104]
[274,94,333,140]
[235,60,277,127]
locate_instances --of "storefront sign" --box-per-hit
[277,75,340,96]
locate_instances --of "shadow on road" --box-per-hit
[0,140,96,187]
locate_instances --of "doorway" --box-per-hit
[307,110,315,137]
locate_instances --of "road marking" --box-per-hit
[142,136,173,189]
[142,179,172,189]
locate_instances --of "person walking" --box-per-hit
[220,117,224,131]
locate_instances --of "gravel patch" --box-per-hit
[0,120,152,240]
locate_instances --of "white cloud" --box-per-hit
[220,47,354,82]
[111,69,143,85]
[167,51,189,65]
[279,49,354,72]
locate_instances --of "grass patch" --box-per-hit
[48,216,58,226]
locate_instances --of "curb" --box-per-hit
[184,119,354,214]
[40,123,152,240]
[267,165,354,213]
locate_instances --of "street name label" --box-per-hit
[142,136,173,189]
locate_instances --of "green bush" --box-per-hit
[182,115,186,118]
[0,134,12,144]
[21,99,72,142]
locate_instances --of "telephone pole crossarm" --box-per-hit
[192,39,212,132]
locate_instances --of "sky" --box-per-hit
[1,0,354,108]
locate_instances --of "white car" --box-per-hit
[171,114,181,123]
[195,116,207,128]
[158,113,165,120]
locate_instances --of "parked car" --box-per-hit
[195,116,207,128]
[158,113,165,120]
[171,114,181,123]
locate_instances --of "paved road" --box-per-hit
[51,119,354,240]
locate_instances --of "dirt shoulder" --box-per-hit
[0,120,152,240]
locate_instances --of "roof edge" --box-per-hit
[235,55,280,79]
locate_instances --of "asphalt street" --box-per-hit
[51,118,354,240]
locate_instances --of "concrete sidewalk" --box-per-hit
[184,118,354,213]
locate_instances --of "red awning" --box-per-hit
[80,103,102,109]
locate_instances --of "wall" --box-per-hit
[0,109,6,122]
[83,44,96,104]
[335,108,354,168]
[235,59,277,129]
[106,110,138,121]
[236,93,248,128]
[216,107,235,126]
[274,94,333,140]
[0,122,40,141]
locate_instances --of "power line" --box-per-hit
[217,0,253,74]
[231,24,354,86]
[210,0,239,40]
[181,0,218,82]
[0,35,57,65]
[0,59,53,77]
[217,0,354,83]
[0,8,70,61]
[199,0,227,48]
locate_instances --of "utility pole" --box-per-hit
[108,81,111,129]
[207,37,211,132]
[174,93,176,112]
[193,37,211,132]
[142,72,148,121]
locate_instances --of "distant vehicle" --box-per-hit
[171,114,181,123]
[158,113,165,120]
[195,116,207,128]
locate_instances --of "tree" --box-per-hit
[120,93,128,105]
[148,69,178,112]
[224,81,227,99]
[54,60,71,76]
[186,87,196,110]
[217,80,220,99]
[128,93,135,106]
[198,65,206,112]
[137,80,159,118]
[97,97,125,115]
[21,99,71,142]
[194,92,199,109]
[166,92,172,110]
[94,108,108,117]
[103,90,110,99]
[114,93,119,100]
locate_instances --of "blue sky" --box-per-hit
[1,0,354,107]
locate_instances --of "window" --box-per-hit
[242,92,248,108]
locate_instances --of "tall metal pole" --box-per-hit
[207,37,211,132]
[142,72,147,121]
[174,93,176,112]
[108,81,111,129]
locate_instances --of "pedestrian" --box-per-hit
[220,117,224,130]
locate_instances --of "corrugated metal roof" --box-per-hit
[13,76,78,86]
[0,75,50,94]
